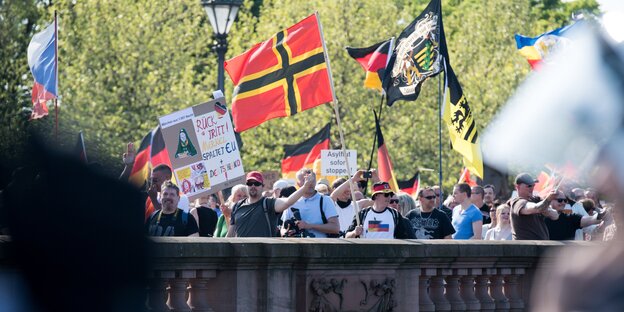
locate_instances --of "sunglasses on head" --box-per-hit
[423,195,436,200]
[389,199,399,204]
[556,198,567,203]
[246,181,262,187]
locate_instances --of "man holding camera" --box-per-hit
[280,168,340,238]
[227,171,313,237]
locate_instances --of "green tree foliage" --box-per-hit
[0,0,600,188]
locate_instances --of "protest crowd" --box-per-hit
[133,154,616,242]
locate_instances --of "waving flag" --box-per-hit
[281,123,331,180]
[225,13,333,132]
[458,167,477,187]
[398,171,420,196]
[27,22,58,119]
[346,39,393,91]
[382,0,445,106]
[515,23,576,70]
[374,112,399,192]
[129,126,173,189]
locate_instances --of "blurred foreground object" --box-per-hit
[483,20,624,311]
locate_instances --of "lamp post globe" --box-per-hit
[200,0,243,92]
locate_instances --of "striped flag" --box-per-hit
[27,22,57,119]
[346,39,393,91]
[458,167,477,187]
[398,171,420,196]
[374,112,398,192]
[281,123,331,180]
[515,22,576,70]
[128,126,172,188]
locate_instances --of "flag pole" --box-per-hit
[316,12,361,226]
[54,10,59,141]
[437,66,444,207]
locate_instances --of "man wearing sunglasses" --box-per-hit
[405,187,455,239]
[508,173,559,240]
[227,171,313,237]
[545,190,604,240]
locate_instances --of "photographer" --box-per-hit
[280,168,340,238]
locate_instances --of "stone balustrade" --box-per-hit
[140,238,584,312]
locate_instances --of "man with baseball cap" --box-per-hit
[227,171,313,237]
[508,172,559,240]
[345,181,413,239]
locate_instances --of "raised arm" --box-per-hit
[330,170,365,202]
[119,142,136,181]
[520,191,557,215]
[274,174,315,213]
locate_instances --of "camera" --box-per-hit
[282,208,315,238]
[363,171,373,179]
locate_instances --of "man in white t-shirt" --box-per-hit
[345,181,411,239]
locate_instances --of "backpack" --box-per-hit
[231,198,277,237]
[319,195,341,238]
[146,209,189,236]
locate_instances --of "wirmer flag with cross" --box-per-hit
[224,13,333,132]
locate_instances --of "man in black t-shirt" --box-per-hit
[545,190,602,240]
[227,171,312,237]
[471,185,491,224]
[145,181,199,236]
[406,187,455,239]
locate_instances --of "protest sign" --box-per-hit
[159,97,245,201]
[320,150,357,177]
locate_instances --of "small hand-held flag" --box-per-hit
[27,20,58,120]
[224,14,333,132]
[382,0,445,106]
[281,123,331,180]
[346,39,393,91]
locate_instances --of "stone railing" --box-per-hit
[144,238,582,312]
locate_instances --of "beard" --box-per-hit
[249,187,259,198]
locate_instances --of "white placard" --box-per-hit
[320,149,357,177]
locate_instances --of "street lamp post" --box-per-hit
[201,0,243,93]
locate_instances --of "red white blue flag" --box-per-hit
[27,22,57,119]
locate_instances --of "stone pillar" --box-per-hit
[459,269,480,312]
[419,269,436,312]
[474,268,495,312]
[236,269,259,312]
[429,269,451,311]
[504,268,525,312]
[147,270,170,312]
[445,269,466,312]
[167,270,193,312]
[187,270,216,312]
[489,269,510,311]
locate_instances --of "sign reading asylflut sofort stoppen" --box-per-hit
[320,150,357,177]
[159,97,244,201]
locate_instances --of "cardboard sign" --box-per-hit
[159,97,245,201]
[320,150,357,177]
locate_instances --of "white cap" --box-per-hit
[273,179,290,191]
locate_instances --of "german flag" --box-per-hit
[458,167,477,187]
[128,126,172,189]
[224,13,334,132]
[281,123,330,180]
[398,171,420,196]
[374,112,398,192]
[346,39,393,91]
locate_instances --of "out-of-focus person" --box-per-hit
[396,192,416,217]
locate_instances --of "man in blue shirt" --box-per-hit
[281,168,340,238]
[451,183,483,239]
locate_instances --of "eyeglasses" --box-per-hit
[555,198,567,203]
[524,184,534,188]
[246,181,262,187]
[423,195,436,200]
[389,199,399,204]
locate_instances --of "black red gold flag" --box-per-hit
[224,14,333,132]
[374,112,398,192]
[281,123,331,180]
[398,171,420,196]
[346,39,393,91]
[382,0,445,106]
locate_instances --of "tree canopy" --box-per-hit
[0,0,600,189]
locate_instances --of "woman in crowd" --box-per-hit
[481,205,497,239]
[484,204,512,240]
[213,184,249,237]
[396,192,416,217]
